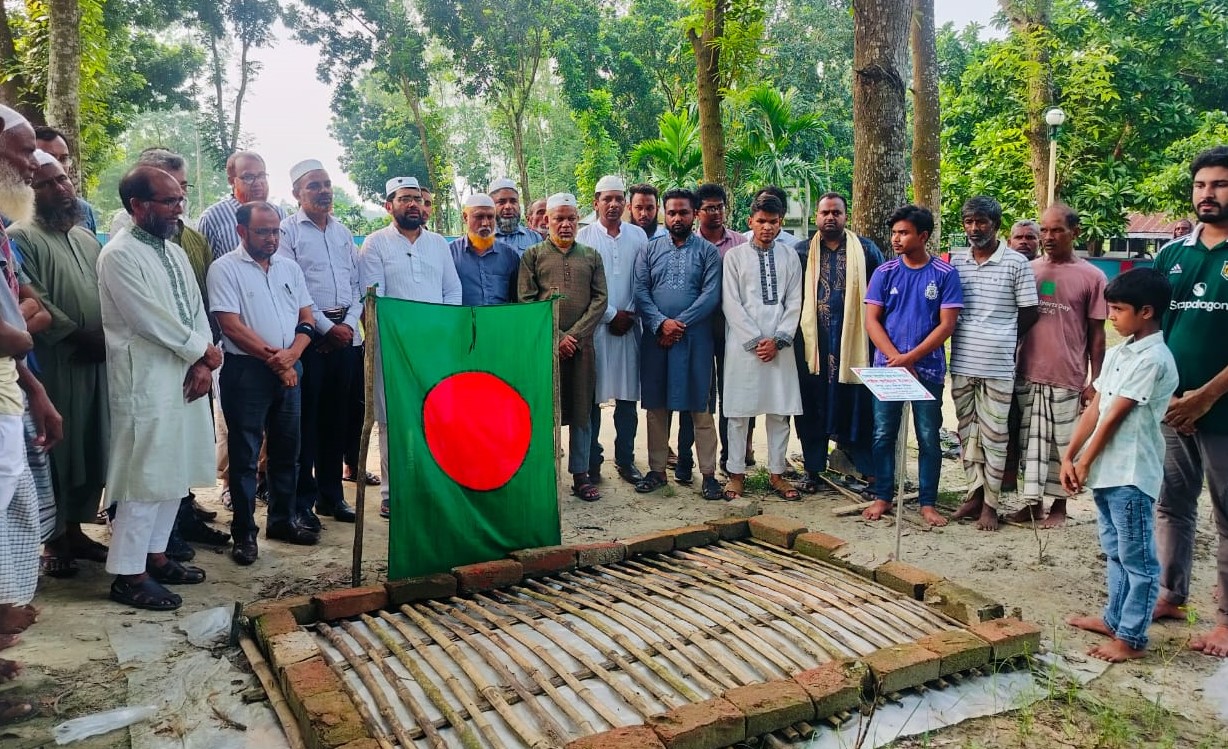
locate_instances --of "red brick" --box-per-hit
[245,594,316,623]
[864,644,942,694]
[915,630,992,676]
[723,679,814,736]
[282,656,344,698]
[924,581,1005,624]
[565,725,667,749]
[669,525,718,550]
[748,515,808,548]
[793,660,869,719]
[874,561,944,600]
[968,618,1043,662]
[793,531,848,562]
[385,573,457,607]
[510,545,578,576]
[298,690,368,748]
[622,530,676,556]
[452,559,524,595]
[254,608,299,647]
[267,631,322,671]
[313,585,389,621]
[648,697,746,749]
[572,541,626,567]
[705,517,750,540]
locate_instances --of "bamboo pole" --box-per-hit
[450,596,624,728]
[485,590,662,715]
[571,569,768,685]
[551,293,563,522]
[427,600,597,735]
[352,288,378,588]
[520,580,703,704]
[395,605,563,749]
[315,623,411,749]
[549,576,730,694]
[366,613,505,748]
[360,614,485,749]
[333,622,450,747]
[238,635,307,749]
[561,571,751,688]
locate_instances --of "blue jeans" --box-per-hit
[871,379,944,506]
[567,419,593,477]
[1094,485,1160,650]
[589,400,638,471]
[220,355,302,537]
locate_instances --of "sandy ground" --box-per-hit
[3,400,1226,747]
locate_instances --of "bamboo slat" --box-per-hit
[317,623,413,749]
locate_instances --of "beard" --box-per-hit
[639,218,658,236]
[496,215,519,234]
[1196,201,1226,224]
[35,199,83,234]
[395,213,425,231]
[667,222,692,241]
[0,161,34,224]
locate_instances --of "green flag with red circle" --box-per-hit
[377,297,559,579]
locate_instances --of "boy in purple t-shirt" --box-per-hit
[863,205,963,526]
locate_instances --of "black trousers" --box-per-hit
[298,344,359,513]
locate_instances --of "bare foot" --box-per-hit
[862,499,893,521]
[0,657,20,682]
[0,634,18,651]
[1089,638,1147,662]
[919,506,949,527]
[1152,599,1186,622]
[1066,614,1115,638]
[975,504,1000,531]
[0,604,37,635]
[1189,624,1228,658]
[1041,498,1068,529]
[951,491,984,521]
[1007,502,1044,524]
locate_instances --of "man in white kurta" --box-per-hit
[98,167,218,611]
[721,195,804,499]
[358,177,462,518]
[576,175,647,484]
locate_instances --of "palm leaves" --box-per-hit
[628,110,704,189]
[725,84,828,197]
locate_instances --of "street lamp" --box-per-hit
[1045,106,1066,206]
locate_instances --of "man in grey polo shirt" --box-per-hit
[209,202,317,565]
[949,196,1039,530]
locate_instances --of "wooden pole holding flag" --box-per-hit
[551,291,562,531]
[352,287,378,587]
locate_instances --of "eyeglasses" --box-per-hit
[145,196,187,208]
[699,205,726,214]
[238,172,269,184]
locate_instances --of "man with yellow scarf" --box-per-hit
[449,193,521,306]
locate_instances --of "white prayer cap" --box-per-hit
[594,175,626,194]
[33,149,58,167]
[385,176,419,197]
[487,177,518,195]
[464,193,495,209]
[289,158,326,185]
[0,104,29,132]
[546,193,578,211]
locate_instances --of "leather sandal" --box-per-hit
[110,577,182,611]
[147,560,207,585]
[723,474,745,499]
[571,482,601,502]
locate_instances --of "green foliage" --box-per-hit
[572,90,621,198]
[1138,111,1228,218]
[725,84,828,199]
[628,110,704,189]
[328,76,430,204]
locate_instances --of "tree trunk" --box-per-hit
[852,0,910,253]
[399,76,438,197]
[910,0,941,252]
[688,0,727,185]
[1001,0,1053,212]
[510,107,532,207]
[206,33,230,163]
[230,39,252,154]
[46,0,83,182]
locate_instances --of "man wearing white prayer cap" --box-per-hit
[518,192,609,502]
[487,177,541,255]
[449,192,520,306]
[577,175,647,487]
[359,175,460,519]
[278,159,360,532]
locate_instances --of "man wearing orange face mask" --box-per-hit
[449,193,521,306]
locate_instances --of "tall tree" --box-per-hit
[1000,0,1053,212]
[852,0,910,251]
[910,0,940,249]
[45,0,83,178]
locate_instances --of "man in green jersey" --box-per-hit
[1151,146,1228,658]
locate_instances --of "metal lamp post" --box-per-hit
[1045,106,1066,207]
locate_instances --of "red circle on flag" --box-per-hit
[423,372,531,491]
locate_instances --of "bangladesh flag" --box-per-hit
[377,297,560,580]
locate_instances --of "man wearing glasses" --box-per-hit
[198,151,285,262]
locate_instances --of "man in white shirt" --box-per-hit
[359,176,462,518]
[741,185,799,249]
[209,202,316,564]
[577,175,647,484]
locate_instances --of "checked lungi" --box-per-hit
[1016,381,1081,502]
[952,374,1013,509]
[0,412,39,606]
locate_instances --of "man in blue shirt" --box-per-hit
[488,177,542,254]
[449,194,520,305]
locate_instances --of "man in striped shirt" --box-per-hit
[198,151,286,261]
[949,196,1039,530]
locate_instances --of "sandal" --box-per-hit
[723,474,745,500]
[634,471,668,494]
[39,553,79,578]
[571,482,601,502]
[771,478,801,501]
[795,475,820,495]
[148,560,207,585]
[109,577,182,611]
[0,697,34,725]
[379,498,391,519]
[70,537,110,563]
[344,469,381,485]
